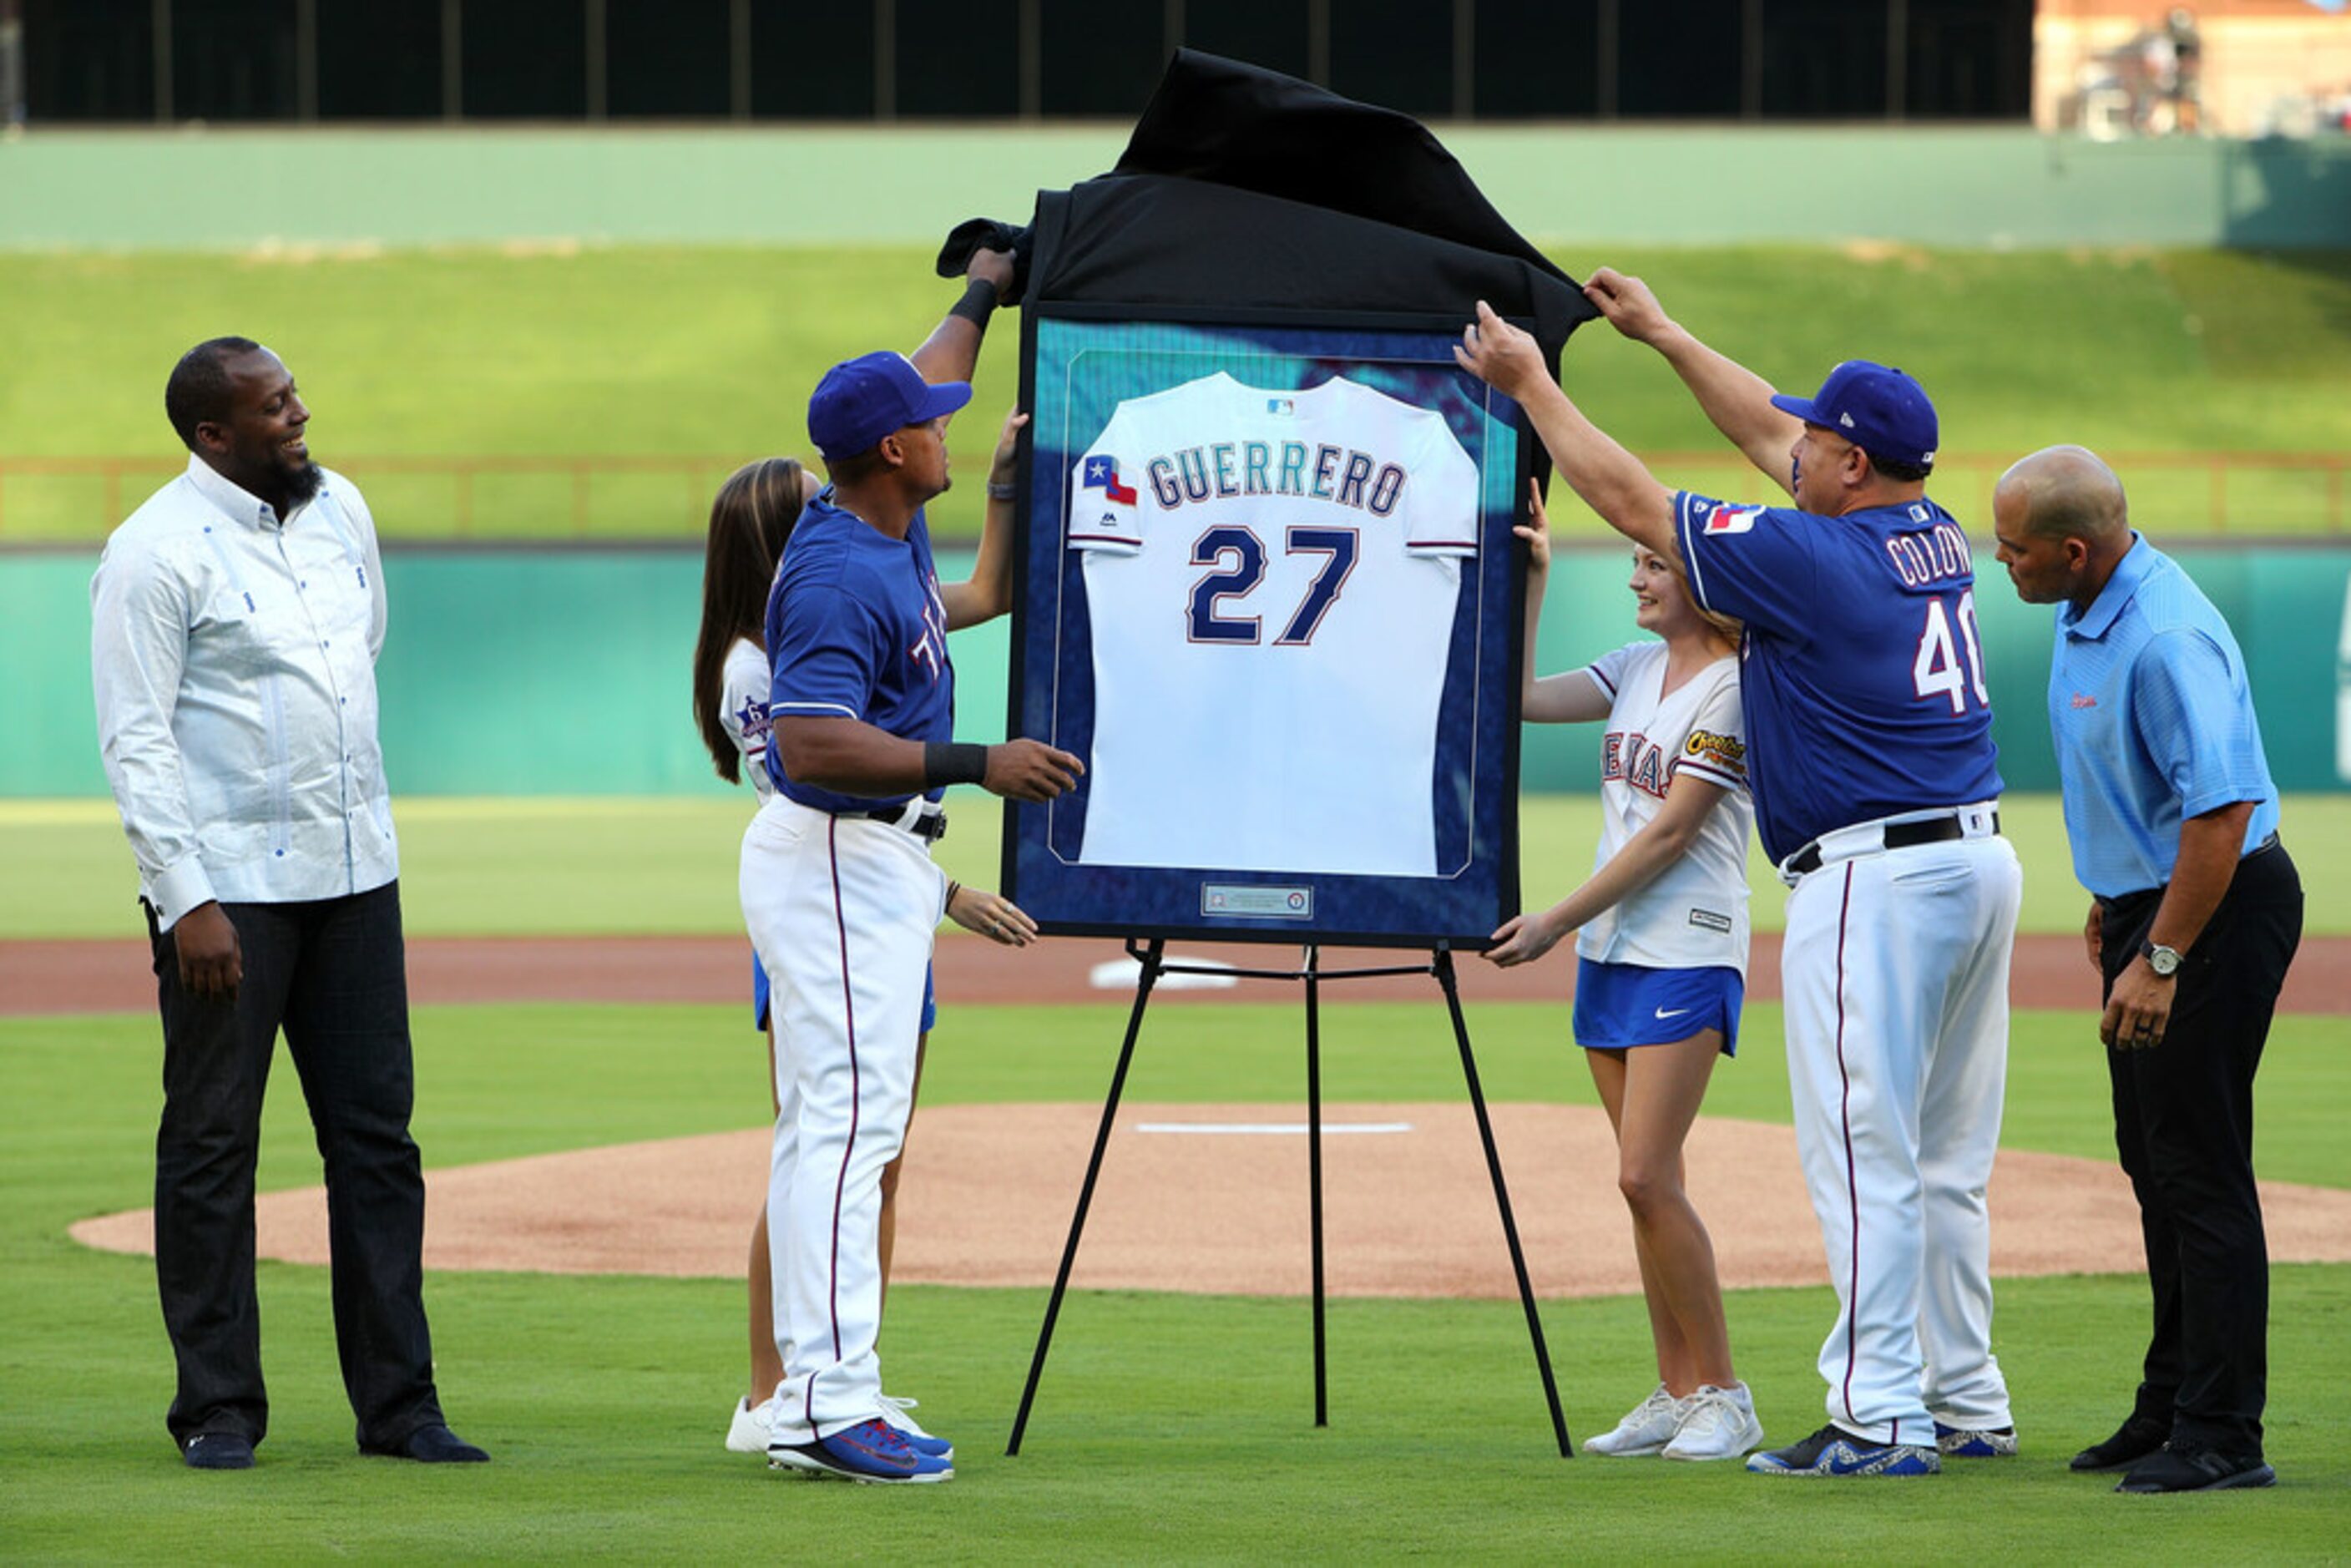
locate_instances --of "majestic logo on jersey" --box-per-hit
[1082,455,1138,505]
[1144,440,1407,518]
[1704,505,1760,535]
[2070,692,2099,709]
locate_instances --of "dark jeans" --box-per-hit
[146,880,444,1452]
[2098,839,2302,1455]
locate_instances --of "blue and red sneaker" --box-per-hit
[771,1417,953,1485]
[1746,1423,1939,1478]
[878,1394,954,1461]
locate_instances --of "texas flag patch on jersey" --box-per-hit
[1704,504,1762,535]
[1082,455,1138,506]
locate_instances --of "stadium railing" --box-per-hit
[3,449,2345,542]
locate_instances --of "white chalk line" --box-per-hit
[1133,1121,1416,1136]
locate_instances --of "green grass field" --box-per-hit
[3,245,2346,542]
[9,793,2351,942]
[5,994,2348,1560]
[5,791,2351,1558]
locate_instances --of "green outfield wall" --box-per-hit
[12,544,2348,800]
[3,127,2348,251]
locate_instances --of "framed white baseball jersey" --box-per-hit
[1007,314,1532,946]
[1065,372,1479,878]
[1573,641,1752,974]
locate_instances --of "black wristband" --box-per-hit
[924,741,988,788]
[948,276,998,326]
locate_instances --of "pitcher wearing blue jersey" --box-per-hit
[739,341,1084,1485]
[1459,276,2021,1481]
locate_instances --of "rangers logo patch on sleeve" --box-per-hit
[1704,504,1761,535]
[1082,455,1138,506]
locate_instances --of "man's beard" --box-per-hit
[286,461,324,505]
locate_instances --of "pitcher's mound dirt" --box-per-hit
[68,1102,2351,1297]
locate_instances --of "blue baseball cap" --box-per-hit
[806,351,973,463]
[1769,361,1938,470]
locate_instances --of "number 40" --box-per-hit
[1913,589,1989,715]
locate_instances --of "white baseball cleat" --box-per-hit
[1661,1382,1764,1461]
[726,1393,784,1455]
[1582,1383,1690,1458]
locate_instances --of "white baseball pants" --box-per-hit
[1780,823,2021,1445]
[740,793,944,1444]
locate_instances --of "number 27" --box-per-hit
[1187,525,1361,646]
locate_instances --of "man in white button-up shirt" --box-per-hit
[91,337,485,1471]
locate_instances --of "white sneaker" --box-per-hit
[727,1394,783,1455]
[878,1393,953,1461]
[1583,1384,1690,1458]
[1662,1382,1764,1461]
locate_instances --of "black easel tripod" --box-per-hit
[1004,936,1573,1458]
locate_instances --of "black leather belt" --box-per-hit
[1786,809,2000,878]
[862,804,948,843]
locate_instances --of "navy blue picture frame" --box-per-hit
[1001,304,1528,948]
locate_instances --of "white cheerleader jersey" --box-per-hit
[720,635,776,803]
[1064,372,1479,877]
[1574,640,1752,974]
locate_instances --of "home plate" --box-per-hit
[1087,955,1239,991]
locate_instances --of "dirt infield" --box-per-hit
[11,930,2351,1017]
[33,930,2351,1297]
[68,1100,2351,1296]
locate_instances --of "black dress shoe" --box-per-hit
[363,1423,490,1463]
[183,1433,255,1469]
[2115,1441,2275,1494]
[2070,1414,2171,1473]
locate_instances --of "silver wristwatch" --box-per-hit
[2140,940,2182,977]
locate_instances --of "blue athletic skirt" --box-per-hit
[1571,958,1743,1058]
[754,951,937,1035]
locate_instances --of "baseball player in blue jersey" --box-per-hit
[740,347,1081,1485]
[696,422,1035,1464]
[1458,276,2021,1480]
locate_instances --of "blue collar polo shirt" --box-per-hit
[2048,534,2280,901]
